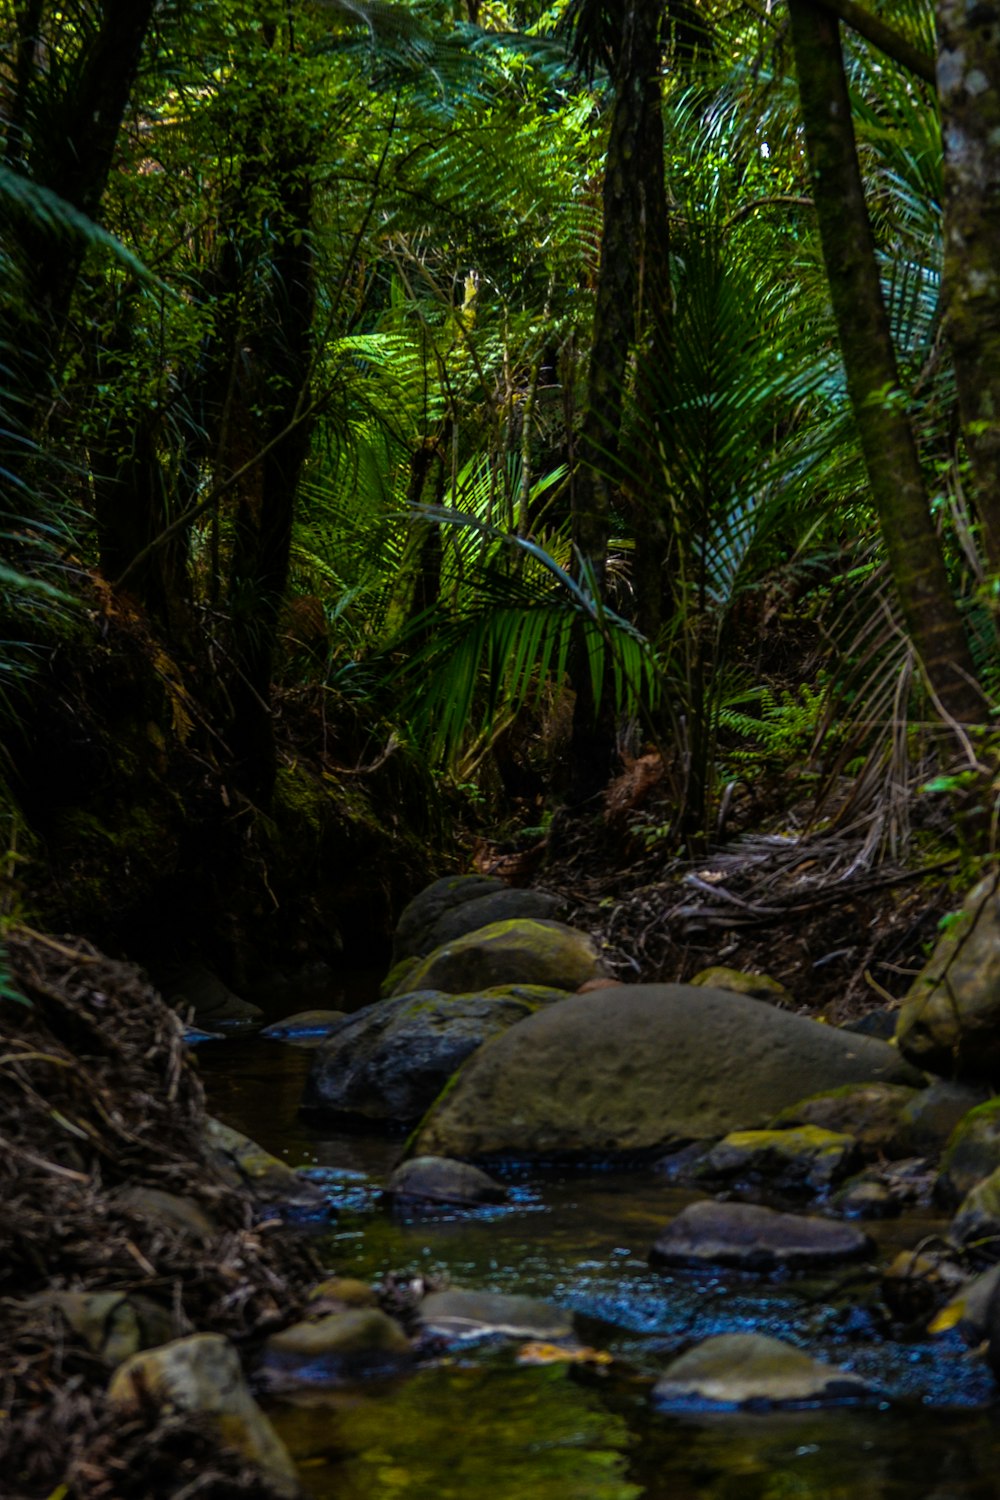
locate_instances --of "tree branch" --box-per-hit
[812,0,935,86]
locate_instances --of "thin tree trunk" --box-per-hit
[788,1,984,724]
[568,0,666,802]
[938,5,1000,570]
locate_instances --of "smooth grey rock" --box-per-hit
[116,1186,217,1244]
[652,1333,873,1409]
[411,983,922,1161]
[394,920,605,998]
[303,987,561,1123]
[830,1173,901,1220]
[896,872,1000,1075]
[650,1200,873,1272]
[386,1156,507,1207]
[417,1288,574,1343]
[108,1334,299,1497]
[425,888,565,955]
[23,1290,174,1367]
[393,875,506,964]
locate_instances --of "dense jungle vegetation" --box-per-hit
[1,0,998,966]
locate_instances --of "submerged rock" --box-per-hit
[896,872,1000,1076]
[417,1288,574,1344]
[385,1155,507,1208]
[302,986,564,1124]
[393,919,606,998]
[693,1125,859,1195]
[392,875,507,964]
[108,1334,300,1497]
[410,983,921,1161]
[652,1333,873,1410]
[649,1200,872,1272]
[261,1009,348,1046]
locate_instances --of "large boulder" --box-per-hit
[896,872,1000,1076]
[392,875,506,963]
[302,986,566,1124]
[650,1200,872,1272]
[410,983,923,1161]
[392,920,606,998]
[652,1333,873,1410]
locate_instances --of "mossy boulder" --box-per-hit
[203,1117,329,1218]
[937,1098,1000,1207]
[690,966,792,1004]
[409,983,922,1162]
[693,1125,860,1195]
[652,1333,873,1410]
[392,875,506,964]
[771,1082,920,1156]
[949,1166,1000,1253]
[302,985,567,1124]
[896,872,1000,1076]
[391,919,606,998]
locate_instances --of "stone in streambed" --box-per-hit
[261,1309,412,1388]
[108,1334,300,1497]
[410,983,922,1161]
[652,1333,873,1410]
[153,957,263,1032]
[203,1117,330,1218]
[649,1200,872,1272]
[392,920,605,998]
[417,1288,574,1344]
[385,1156,507,1208]
[693,1125,859,1195]
[936,1097,1000,1206]
[303,986,565,1124]
[771,1082,921,1157]
[392,875,506,964]
[425,888,566,954]
[948,1166,1000,1253]
[260,1009,348,1046]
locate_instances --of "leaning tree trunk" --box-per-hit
[568,0,667,803]
[788,1,984,725]
[937,5,1000,571]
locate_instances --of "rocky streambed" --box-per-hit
[11,870,1000,1497]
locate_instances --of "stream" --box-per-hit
[198,1026,1000,1500]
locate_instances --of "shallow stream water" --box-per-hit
[198,1032,1000,1499]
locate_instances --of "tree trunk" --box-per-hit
[568,0,667,802]
[938,4,1000,570]
[788,0,984,724]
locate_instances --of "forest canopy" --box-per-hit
[1,0,997,889]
